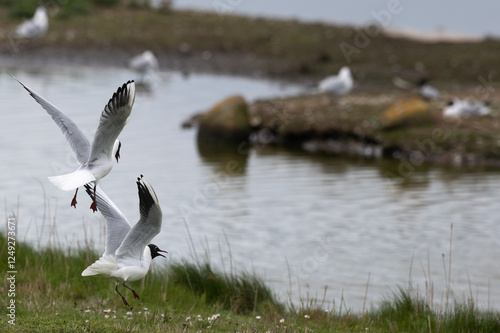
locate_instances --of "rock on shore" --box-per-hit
[197,95,251,144]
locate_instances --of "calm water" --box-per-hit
[1,65,500,312]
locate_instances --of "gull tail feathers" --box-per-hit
[82,255,117,277]
[48,168,96,191]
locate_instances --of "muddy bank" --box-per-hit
[186,89,500,167]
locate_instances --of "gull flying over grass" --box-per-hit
[14,76,135,211]
[82,175,166,306]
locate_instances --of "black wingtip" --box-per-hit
[136,175,159,218]
[83,183,93,197]
[11,75,35,97]
[104,80,135,114]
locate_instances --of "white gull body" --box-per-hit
[14,77,135,211]
[82,176,166,306]
[318,66,354,96]
[443,99,490,118]
[15,6,48,38]
[417,78,440,100]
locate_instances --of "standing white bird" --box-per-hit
[82,175,166,306]
[392,76,440,101]
[443,98,491,118]
[417,78,440,101]
[128,50,159,82]
[13,77,135,211]
[318,66,354,99]
[14,6,48,39]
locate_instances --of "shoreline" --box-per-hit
[5,47,500,169]
[1,6,499,85]
[3,7,500,168]
[0,47,287,82]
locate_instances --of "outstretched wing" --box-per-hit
[12,75,91,165]
[87,81,135,166]
[115,175,162,264]
[84,184,132,257]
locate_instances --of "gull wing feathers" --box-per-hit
[84,184,132,257]
[48,167,95,191]
[115,176,162,264]
[88,81,135,165]
[12,75,91,165]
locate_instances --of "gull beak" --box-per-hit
[157,249,168,258]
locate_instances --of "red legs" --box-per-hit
[71,185,97,212]
[123,281,140,300]
[71,188,79,208]
[115,283,130,307]
[115,281,140,306]
[90,184,97,212]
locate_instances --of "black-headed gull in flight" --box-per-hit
[14,6,48,39]
[14,77,135,211]
[82,175,166,306]
[318,66,354,100]
[443,99,491,118]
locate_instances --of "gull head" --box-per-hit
[339,66,351,78]
[148,244,167,259]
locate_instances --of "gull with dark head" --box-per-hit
[82,175,166,306]
[417,78,440,101]
[443,98,491,118]
[13,76,135,211]
[392,76,440,101]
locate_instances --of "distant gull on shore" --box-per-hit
[13,76,135,211]
[317,66,353,105]
[392,76,440,101]
[443,98,491,118]
[318,66,354,97]
[13,6,48,39]
[82,175,166,306]
[417,78,440,100]
[128,50,159,83]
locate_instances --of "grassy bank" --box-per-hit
[2,229,500,332]
[0,2,499,85]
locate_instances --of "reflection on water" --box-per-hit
[1,65,500,312]
[197,139,249,175]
